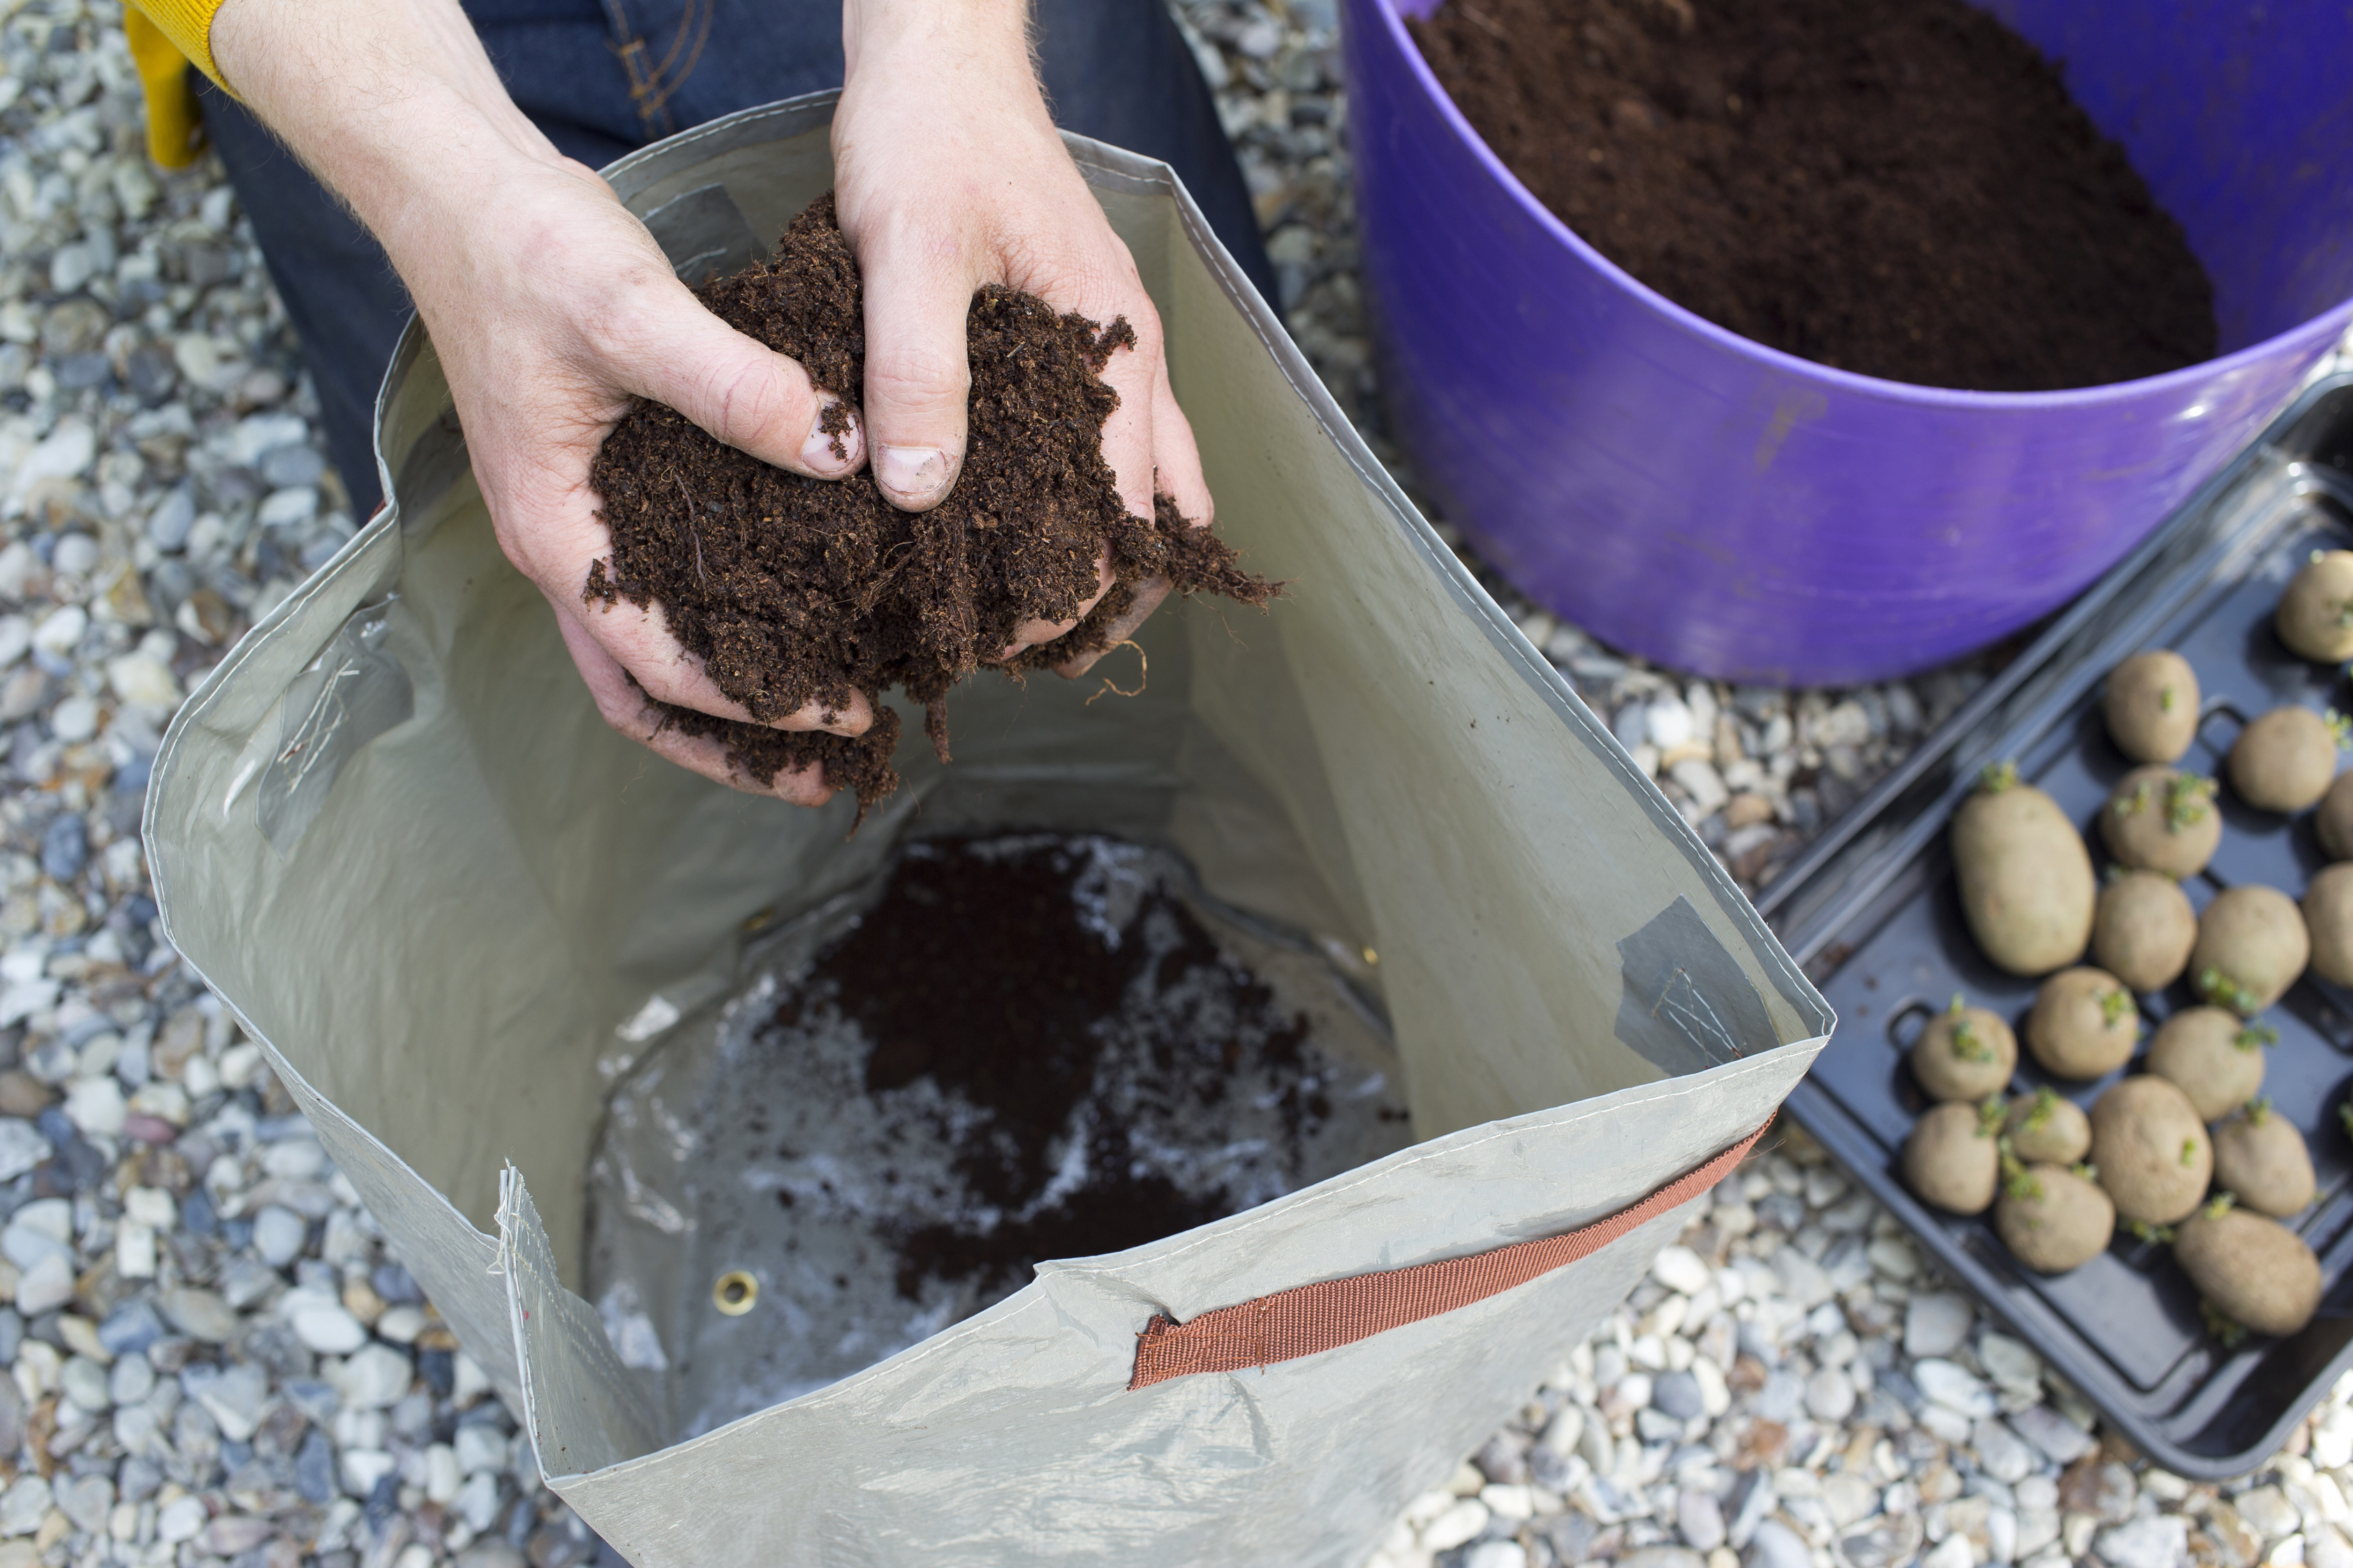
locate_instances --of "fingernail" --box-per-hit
[877,444,956,507]
[802,399,860,476]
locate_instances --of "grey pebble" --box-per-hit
[1806,1366,1857,1423]
[1746,1518,1813,1568]
[338,1342,419,1408]
[283,1377,341,1424]
[1621,1548,1708,1568]
[1652,1368,1706,1421]
[51,351,108,391]
[117,1458,162,1504]
[296,1426,338,1503]
[2008,1402,2095,1465]
[38,811,84,880]
[1679,1488,1727,1551]
[97,1297,165,1356]
[124,344,177,401]
[456,1546,529,1568]
[1772,1245,1836,1308]
[59,1354,108,1411]
[1903,1292,1975,1359]
[253,1203,308,1268]
[1538,1511,1601,1563]
[1841,1515,1928,1568]
[259,443,327,489]
[56,1473,111,1535]
[1726,1469,1776,1548]
[219,1254,286,1310]
[146,484,196,550]
[108,1352,156,1406]
[1750,1369,1806,1423]
[1971,1415,2039,1484]
[158,1285,240,1343]
[1637,1407,1686,1442]
[2094,1516,2190,1568]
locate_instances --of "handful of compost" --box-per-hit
[587,195,1274,810]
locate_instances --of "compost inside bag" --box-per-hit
[144,96,1831,1568]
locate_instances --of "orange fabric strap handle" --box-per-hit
[1129,1123,1767,1390]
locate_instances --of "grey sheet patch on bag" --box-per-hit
[392,407,470,533]
[644,182,769,286]
[258,600,413,856]
[1615,896,1773,1074]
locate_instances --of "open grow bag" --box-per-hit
[142,96,1832,1568]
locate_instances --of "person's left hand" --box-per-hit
[834,0,1214,672]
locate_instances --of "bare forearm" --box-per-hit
[208,0,563,273]
[843,0,1035,78]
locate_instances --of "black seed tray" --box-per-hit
[1760,372,2353,1479]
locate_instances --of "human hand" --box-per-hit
[834,0,1216,672]
[212,0,873,805]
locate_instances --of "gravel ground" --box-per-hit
[0,3,2329,1567]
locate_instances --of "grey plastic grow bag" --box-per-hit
[142,95,1833,1568]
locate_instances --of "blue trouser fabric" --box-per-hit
[199,0,1271,515]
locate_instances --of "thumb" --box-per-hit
[857,232,978,512]
[624,288,865,480]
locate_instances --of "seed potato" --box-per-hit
[2189,885,2309,1016]
[2276,549,2353,663]
[1910,995,2016,1103]
[2213,1100,2317,1218]
[2319,772,2353,861]
[1902,1100,2002,1215]
[2025,967,2140,1080]
[1952,764,2095,977]
[2227,706,2340,813]
[1995,1162,2115,1273]
[2005,1087,2092,1165]
[2102,651,2200,764]
[2099,766,2220,879]
[2303,863,2353,986]
[2090,1076,2213,1225]
[2145,1007,2271,1121]
[2175,1201,2323,1337]
[2091,871,2197,993]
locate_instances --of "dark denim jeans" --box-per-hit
[198,0,1270,515]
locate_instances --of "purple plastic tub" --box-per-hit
[1345,0,2353,686]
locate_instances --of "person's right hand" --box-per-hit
[211,0,873,806]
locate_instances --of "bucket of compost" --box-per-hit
[1345,0,2353,686]
[143,94,1831,1568]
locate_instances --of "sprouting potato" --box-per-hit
[2189,885,2310,1016]
[1903,1098,2004,1216]
[2318,772,2353,861]
[2103,651,2201,764]
[1952,763,2095,976]
[2275,548,2353,663]
[2212,1100,2317,1218]
[2025,967,2140,1080]
[1996,1161,2115,1273]
[2145,1007,2271,1121]
[2227,706,2343,814]
[2303,862,2353,986]
[2174,1197,2323,1337]
[1910,994,2016,1102]
[2090,1076,2212,1225]
[2005,1086,2092,1165]
[2100,766,2220,879]
[2092,870,2197,993]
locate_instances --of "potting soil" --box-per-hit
[584,834,1412,1437]
[1409,0,2217,391]
[587,196,1274,808]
